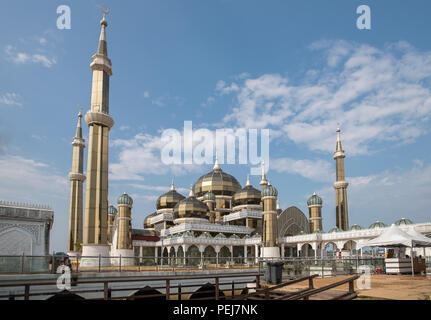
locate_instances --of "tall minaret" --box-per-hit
[261,180,280,258]
[81,12,114,266]
[333,127,349,231]
[67,112,86,256]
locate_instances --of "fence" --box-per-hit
[0,271,261,300]
[258,257,386,280]
[0,255,260,274]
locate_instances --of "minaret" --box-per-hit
[261,180,280,258]
[307,192,323,233]
[67,112,86,256]
[333,127,349,231]
[107,204,117,244]
[81,12,114,266]
[113,192,135,266]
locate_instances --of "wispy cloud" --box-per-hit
[5,45,56,68]
[271,157,333,182]
[0,155,68,201]
[0,92,22,107]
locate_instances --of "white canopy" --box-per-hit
[405,226,431,245]
[360,224,431,248]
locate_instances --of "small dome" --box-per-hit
[369,221,387,229]
[156,190,185,210]
[395,218,413,226]
[313,229,323,234]
[143,212,157,228]
[233,177,261,206]
[108,205,118,215]
[350,224,363,231]
[328,226,343,233]
[173,188,209,220]
[261,182,278,197]
[198,232,212,239]
[307,192,322,206]
[117,192,133,206]
[215,233,227,239]
[202,191,216,202]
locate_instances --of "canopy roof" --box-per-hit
[361,224,431,248]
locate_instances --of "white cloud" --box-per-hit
[4,45,56,68]
[216,80,240,95]
[271,157,333,182]
[316,161,431,230]
[0,155,68,201]
[221,40,431,156]
[110,133,202,181]
[0,92,22,107]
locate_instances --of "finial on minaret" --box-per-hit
[170,178,175,191]
[97,5,109,55]
[313,191,316,196]
[336,124,343,152]
[259,159,268,186]
[245,175,251,187]
[74,105,84,140]
[189,184,195,197]
[100,5,109,26]
[276,200,280,210]
[213,153,221,171]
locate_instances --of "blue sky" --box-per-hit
[1,1,431,252]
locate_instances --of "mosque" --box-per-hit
[66,14,431,267]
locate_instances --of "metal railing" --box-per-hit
[258,257,386,279]
[0,255,260,275]
[0,271,262,300]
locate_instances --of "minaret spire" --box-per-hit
[170,178,175,191]
[333,126,349,231]
[81,10,114,267]
[245,175,251,187]
[67,111,86,256]
[213,153,221,171]
[259,159,268,188]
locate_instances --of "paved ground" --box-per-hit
[265,274,431,300]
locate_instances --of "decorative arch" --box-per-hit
[186,245,200,266]
[203,246,216,264]
[218,246,231,265]
[0,227,33,256]
[277,206,310,237]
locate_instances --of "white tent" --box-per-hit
[360,224,431,275]
[405,226,431,244]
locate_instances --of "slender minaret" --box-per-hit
[107,204,117,244]
[116,193,133,250]
[333,127,349,231]
[307,192,323,233]
[261,180,280,258]
[67,112,86,256]
[81,12,114,266]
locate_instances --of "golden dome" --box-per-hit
[193,158,241,197]
[143,212,157,228]
[233,176,261,206]
[173,186,209,219]
[156,180,185,209]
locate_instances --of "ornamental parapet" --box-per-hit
[223,210,263,222]
[150,213,173,225]
[72,137,85,147]
[90,53,112,75]
[333,181,349,189]
[333,150,345,159]
[231,204,262,213]
[68,172,86,181]
[85,111,114,128]
[161,222,251,237]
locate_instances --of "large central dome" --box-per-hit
[193,157,241,197]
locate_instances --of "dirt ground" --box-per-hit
[266,275,431,300]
